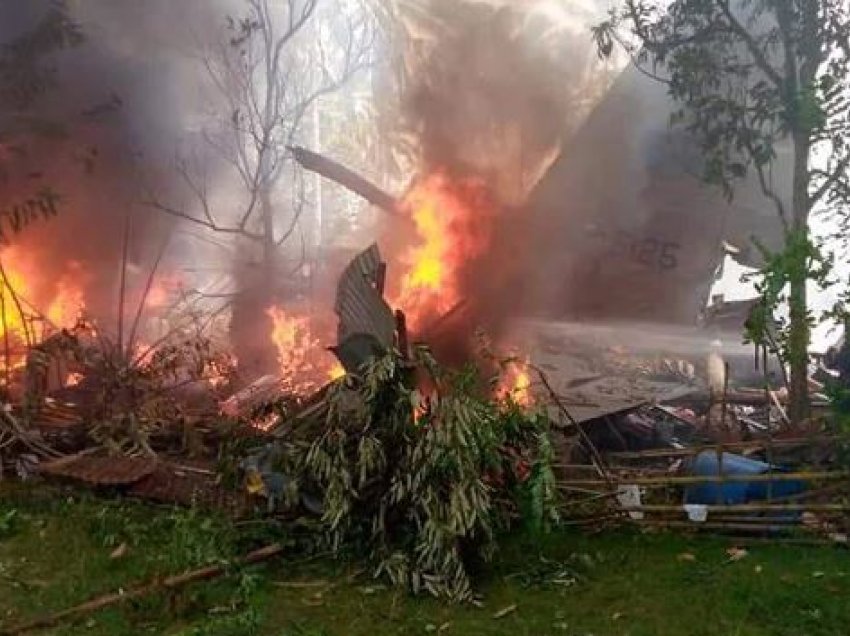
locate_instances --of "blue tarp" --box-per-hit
[684,451,806,505]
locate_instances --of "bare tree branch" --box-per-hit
[144,198,265,242]
[811,153,850,206]
[715,0,784,88]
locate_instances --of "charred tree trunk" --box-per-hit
[229,159,281,382]
[230,260,278,381]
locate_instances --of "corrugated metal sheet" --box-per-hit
[334,244,395,366]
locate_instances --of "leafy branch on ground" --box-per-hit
[268,346,557,601]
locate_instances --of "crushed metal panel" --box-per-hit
[335,242,394,344]
[543,377,697,424]
[334,333,387,373]
[334,243,395,371]
[220,374,283,418]
[517,319,703,424]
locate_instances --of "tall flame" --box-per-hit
[0,250,33,341]
[328,361,345,381]
[46,261,86,329]
[395,171,494,330]
[0,248,87,382]
[267,306,314,384]
[266,305,342,394]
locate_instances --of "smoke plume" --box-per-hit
[385,0,605,357]
[0,0,222,330]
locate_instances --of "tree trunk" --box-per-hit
[787,132,811,425]
[787,256,809,424]
[229,160,280,382]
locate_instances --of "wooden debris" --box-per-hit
[492,604,517,619]
[0,543,284,635]
[219,375,282,418]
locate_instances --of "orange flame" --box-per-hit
[0,251,32,341]
[0,248,87,382]
[266,305,340,394]
[65,372,84,387]
[267,306,313,384]
[395,171,494,330]
[252,411,282,432]
[47,261,86,329]
[498,358,533,407]
[328,361,345,381]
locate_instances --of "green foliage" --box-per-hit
[0,508,18,539]
[171,569,265,636]
[271,348,556,601]
[277,623,331,636]
[744,229,836,368]
[173,607,262,636]
[88,502,236,571]
[596,1,850,420]
[499,401,560,536]
[595,1,850,209]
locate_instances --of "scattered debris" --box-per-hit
[492,604,518,619]
[108,543,128,560]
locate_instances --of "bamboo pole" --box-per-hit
[552,463,610,472]
[557,470,847,488]
[607,436,839,460]
[116,212,131,355]
[617,503,850,513]
[627,519,801,533]
[720,361,730,432]
[532,364,610,483]
[558,491,620,509]
[1,543,284,635]
[125,237,170,359]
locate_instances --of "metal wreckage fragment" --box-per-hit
[239,243,396,513]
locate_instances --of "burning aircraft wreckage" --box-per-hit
[0,6,847,551]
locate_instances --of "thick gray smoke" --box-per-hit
[0,0,221,328]
[400,0,602,203]
[384,0,606,360]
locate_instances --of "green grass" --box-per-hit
[3,482,850,635]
